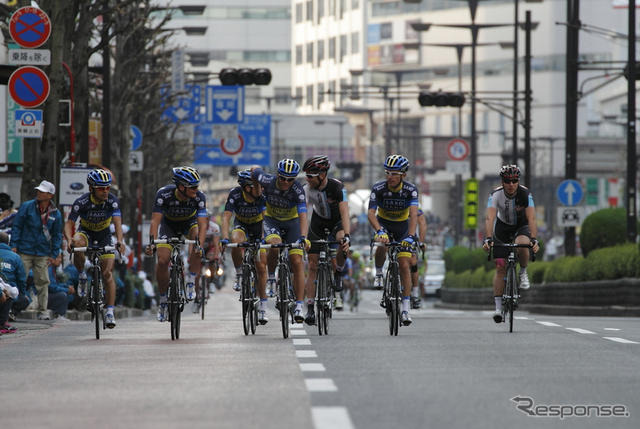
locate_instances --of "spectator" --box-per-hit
[138,270,155,310]
[0,274,20,335]
[10,180,63,320]
[47,255,75,321]
[0,192,18,233]
[61,261,91,311]
[0,231,27,330]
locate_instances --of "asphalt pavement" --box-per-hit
[1,288,638,429]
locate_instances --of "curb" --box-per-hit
[14,307,146,321]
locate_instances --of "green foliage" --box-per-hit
[543,256,587,283]
[527,261,550,284]
[579,208,628,256]
[444,246,492,274]
[583,243,640,280]
[444,266,493,289]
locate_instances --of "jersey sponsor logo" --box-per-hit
[157,198,163,205]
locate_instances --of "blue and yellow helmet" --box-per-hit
[172,166,200,187]
[237,169,253,187]
[277,159,300,178]
[384,154,409,172]
[87,169,112,187]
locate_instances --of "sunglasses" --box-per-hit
[385,171,403,176]
[306,173,320,178]
[503,179,518,184]
[278,176,295,182]
[186,185,199,189]
[93,186,110,191]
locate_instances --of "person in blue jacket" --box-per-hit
[9,180,63,320]
[47,256,76,320]
[0,231,27,331]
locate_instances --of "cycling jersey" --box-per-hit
[487,185,534,228]
[152,185,207,222]
[69,193,121,232]
[224,186,266,224]
[368,180,419,222]
[206,220,221,237]
[304,178,346,223]
[251,168,306,221]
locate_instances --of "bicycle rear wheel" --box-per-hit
[506,265,517,333]
[278,267,290,339]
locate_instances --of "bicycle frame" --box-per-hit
[311,232,340,336]
[372,242,404,336]
[226,241,263,335]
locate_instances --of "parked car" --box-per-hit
[424,259,445,297]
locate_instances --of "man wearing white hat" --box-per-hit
[9,180,63,320]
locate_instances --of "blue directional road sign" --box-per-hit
[557,179,584,206]
[160,84,201,123]
[130,125,142,150]
[194,114,270,166]
[205,85,244,124]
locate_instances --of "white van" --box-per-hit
[424,259,445,297]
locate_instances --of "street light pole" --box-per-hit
[524,10,532,188]
[512,0,519,166]
[627,0,637,242]
[565,0,579,256]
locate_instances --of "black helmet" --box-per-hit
[499,165,521,181]
[303,155,330,173]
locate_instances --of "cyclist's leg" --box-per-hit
[70,231,89,272]
[284,218,305,321]
[186,223,202,295]
[155,247,171,295]
[231,227,247,291]
[305,253,319,304]
[514,225,532,288]
[264,216,282,281]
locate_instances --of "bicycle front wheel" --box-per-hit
[278,267,290,339]
[92,279,102,340]
[200,276,207,320]
[241,265,251,335]
[389,264,400,336]
[506,265,517,333]
[250,269,258,335]
[169,268,180,340]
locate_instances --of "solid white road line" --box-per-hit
[566,328,596,334]
[296,350,318,358]
[603,337,639,344]
[305,378,338,392]
[536,321,562,327]
[515,316,531,320]
[604,328,621,331]
[293,338,312,346]
[291,329,307,336]
[300,363,326,372]
[311,407,354,429]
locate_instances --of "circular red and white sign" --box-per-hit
[9,7,51,49]
[8,66,50,108]
[447,138,470,161]
[220,135,244,156]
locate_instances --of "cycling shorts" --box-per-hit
[264,215,303,256]
[492,219,531,259]
[158,218,198,249]
[76,227,115,259]
[377,217,413,258]
[308,219,342,255]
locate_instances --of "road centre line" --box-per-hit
[311,407,355,429]
[293,338,312,346]
[305,378,338,392]
[536,321,562,327]
[566,328,596,334]
[603,337,639,344]
[604,328,621,331]
[300,363,326,372]
[296,350,318,358]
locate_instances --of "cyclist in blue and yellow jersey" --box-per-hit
[410,208,428,309]
[220,169,269,324]
[64,169,124,329]
[482,164,539,323]
[368,154,419,326]
[145,166,208,322]
[251,159,310,323]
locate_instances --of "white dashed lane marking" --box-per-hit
[296,350,318,358]
[312,407,355,429]
[566,328,595,335]
[603,337,639,344]
[293,338,312,346]
[305,378,338,392]
[300,363,326,372]
[604,328,621,331]
[536,321,562,327]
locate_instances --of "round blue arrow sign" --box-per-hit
[130,125,143,150]
[557,179,584,206]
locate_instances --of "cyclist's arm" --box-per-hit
[197,216,208,247]
[112,215,124,246]
[63,218,76,245]
[525,206,537,239]
[221,210,232,240]
[407,205,418,240]
[338,200,350,235]
[418,213,427,243]
[298,210,308,239]
[148,212,163,241]
[484,206,497,239]
[368,208,381,232]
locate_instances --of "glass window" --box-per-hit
[275,87,291,104]
[296,45,303,65]
[339,78,347,106]
[351,32,359,54]
[318,83,325,108]
[296,3,303,23]
[306,85,314,106]
[245,87,261,105]
[329,81,336,103]
[340,0,345,18]
[340,34,347,62]
[317,40,325,63]
[296,87,303,107]
[318,0,324,22]
[306,0,313,21]
[329,37,336,59]
[307,42,314,64]
[351,0,359,9]
[380,23,392,40]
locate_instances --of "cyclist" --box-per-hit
[410,208,428,309]
[220,170,269,324]
[193,211,220,313]
[145,166,207,322]
[64,169,124,329]
[301,155,351,325]
[482,164,539,323]
[368,154,419,326]
[251,159,310,323]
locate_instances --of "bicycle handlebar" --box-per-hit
[72,245,117,253]
[487,242,536,262]
[151,237,198,245]
[225,242,304,250]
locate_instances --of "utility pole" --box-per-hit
[524,11,532,188]
[627,0,637,242]
[565,0,579,256]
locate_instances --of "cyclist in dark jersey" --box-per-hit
[368,154,419,326]
[482,165,539,323]
[145,166,207,322]
[301,155,351,325]
[220,169,269,324]
[251,159,310,323]
[64,168,124,329]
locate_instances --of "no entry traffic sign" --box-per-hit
[8,66,50,108]
[10,7,51,49]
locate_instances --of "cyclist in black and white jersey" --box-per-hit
[482,165,539,323]
[301,156,350,325]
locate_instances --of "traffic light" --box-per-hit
[219,68,272,86]
[418,91,465,107]
[464,178,479,229]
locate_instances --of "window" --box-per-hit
[179,5,205,15]
[296,3,303,23]
[188,52,209,67]
[306,85,314,106]
[340,34,347,62]
[183,27,207,36]
[296,87,303,107]
[451,115,457,136]
[245,87,261,105]
[351,0,359,9]
[275,87,291,104]
[339,78,347,105]
[329,81,336,103]
[306,42,314,64]
[318,83,325,108]
[329,37,336,59]
[306,0,313,21]
[380,22,392,40]
[296,45,303,65]
[318,0,324,22]
[351,32,359,54]
[317,40,325,63]
[339,0,345,19]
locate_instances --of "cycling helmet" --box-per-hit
[172,166,201,187]
[87,169,112,187]
[384,154,410,172]
[303,155,331,173]
[277,159,300,177]
[237,169,253,187]
[351,251,361,260]
[499,164,521,181]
